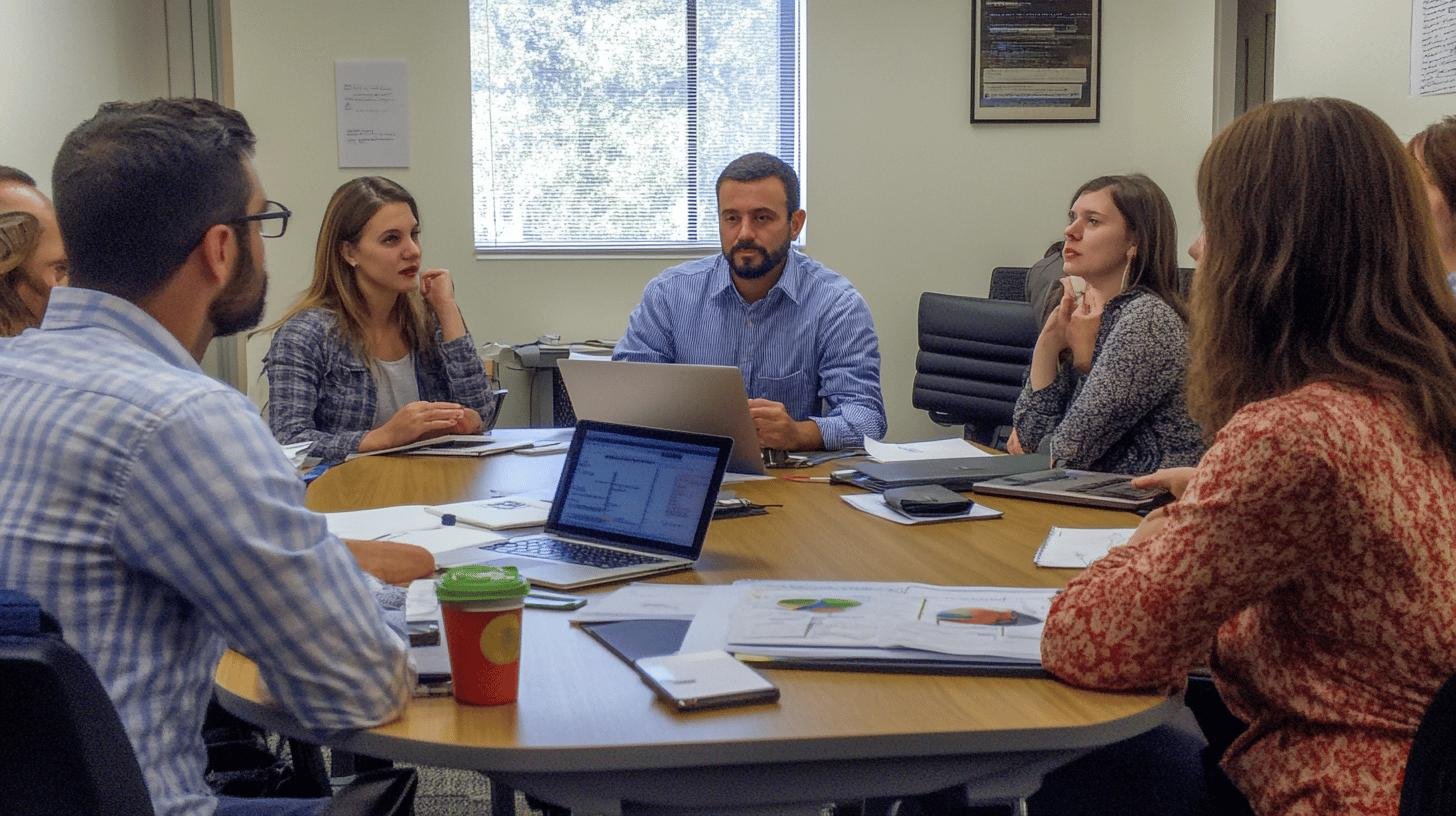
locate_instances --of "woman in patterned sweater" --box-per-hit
[261,177,494,463]
[1041,98,1456,815]
[1007,173,1204,474]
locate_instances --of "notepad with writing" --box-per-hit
[425,496,552,530]
[1033,526,1136,568]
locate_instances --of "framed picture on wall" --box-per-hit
[971,0,1101,123]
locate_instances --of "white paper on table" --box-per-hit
[1033,526,1136,568]
[864,437,991,462]
[722,472,776,483]
[840,493,1002,525]
[569,583,733,623]
[405,578,441,621]
[280,440,315,467]
[323,505,505,556]
[720,581,1053,662]
[679,583,744,653]
[404,580,451,676]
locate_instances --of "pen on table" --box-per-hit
[371,514,456,540]
[782,475,831,483]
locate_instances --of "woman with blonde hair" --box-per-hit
[1408,115,1456,292]
[1007,172,1203,473]
[263,177,494,463]
[1041,98,1456,814]
[0,210,48,336]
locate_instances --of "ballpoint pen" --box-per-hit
[371,514,457,540]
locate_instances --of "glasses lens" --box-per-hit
[263,202,288,238]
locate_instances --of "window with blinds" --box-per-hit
[469,0,803,253]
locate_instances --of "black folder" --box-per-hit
[579,619,1046,677]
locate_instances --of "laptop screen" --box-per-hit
[547,422,732,557]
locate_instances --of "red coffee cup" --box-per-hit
[435,565,530,705]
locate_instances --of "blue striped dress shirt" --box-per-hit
[0,288,413,816]
[614,250,886,449]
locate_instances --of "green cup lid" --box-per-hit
[434,565,530,602]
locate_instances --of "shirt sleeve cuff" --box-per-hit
[812,416,856,451]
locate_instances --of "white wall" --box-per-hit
[1273,0,1453,141]
[0,0,168,193]
[232,0,1216,440]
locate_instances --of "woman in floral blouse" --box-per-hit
[1041,97,1456,815]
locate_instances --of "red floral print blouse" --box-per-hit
[1042,382,1456,815]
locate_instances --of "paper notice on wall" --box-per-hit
[1413,0,1456,96]
[336,59,410,167]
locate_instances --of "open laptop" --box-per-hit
[453,420,733,590]
[558,359,766,474]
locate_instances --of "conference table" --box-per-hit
[215,429,1175,815]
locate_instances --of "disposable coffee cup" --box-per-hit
[435,565,530,705]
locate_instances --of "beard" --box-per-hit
[724,237,791,280]
[209,234,267,337]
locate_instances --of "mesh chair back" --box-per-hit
[913,293,1038,446]
[0,589,155,816]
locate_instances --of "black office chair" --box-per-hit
[988,267,1029,301]
[912,292,1039,449]
[1401,672,1456,815]
[0,588,155,816]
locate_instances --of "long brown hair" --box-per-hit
[259,176,432,359]
[1058,173,1186,321]
[1409,115,1456,225]
[0,210,42,337]
[1188,97,1456,465]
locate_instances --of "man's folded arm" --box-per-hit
[115,391,413,731]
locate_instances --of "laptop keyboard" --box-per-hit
[486,536,668,569]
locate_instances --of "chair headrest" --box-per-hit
[0,589,59,637]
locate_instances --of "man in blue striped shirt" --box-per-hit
[614,153,886,451]
[0,99,412,816]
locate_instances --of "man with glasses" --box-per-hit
[0,98,412,816]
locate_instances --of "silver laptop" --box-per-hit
[972,468,1172,512]
[558,359,766,474]
[456,420,733,590]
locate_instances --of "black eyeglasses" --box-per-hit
[230,200,291,238]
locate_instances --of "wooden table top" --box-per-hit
[215,442,1171,774]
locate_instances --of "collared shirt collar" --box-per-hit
[40,287,203,374]
[710,248,805,307]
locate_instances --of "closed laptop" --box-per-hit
[846,453,1049,492]
[972,468,1172,512]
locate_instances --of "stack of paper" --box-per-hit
[346,434,533,459]
[681,580,1055,673]
[569,583,729,624]
[424,496,552,530]
[1033,527,1136,568]
[324,504,505,556]
[864,437,991,462]
[840,493,1002,525]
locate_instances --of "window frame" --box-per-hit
[469,0,806,258]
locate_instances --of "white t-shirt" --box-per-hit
[371,353,420,427]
